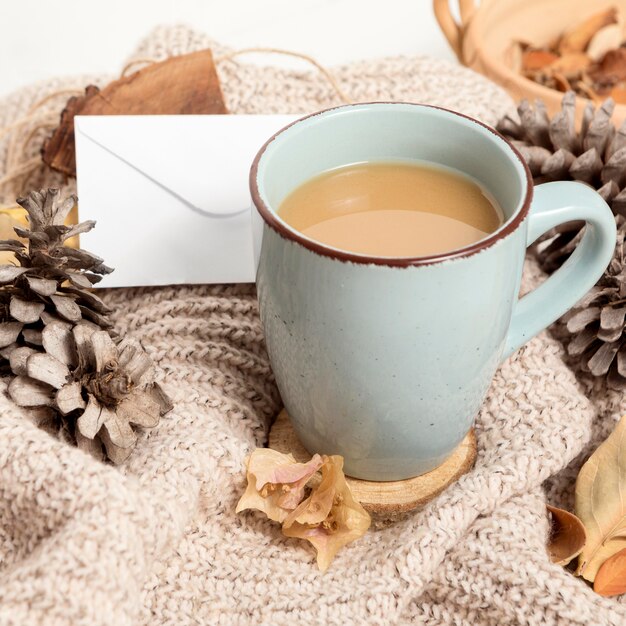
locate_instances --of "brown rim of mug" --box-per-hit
[249,102,533,267]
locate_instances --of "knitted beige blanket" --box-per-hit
[1,25,625,626]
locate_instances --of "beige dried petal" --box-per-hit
[56,381,86,415]
[0,321,23,348]
[26,353,70,389]
[249,449,323,491]
[282,456,370,571]
[236,449,324,522]
[8,375,54,407]
[577,414,626,580]
[9,346,36,376]
[42,321,78,367]
[283,455,339,528]
[50,294,82,323]
[116,388,160,428]
[77,394,104,439]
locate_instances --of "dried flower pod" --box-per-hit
[237,449,370,571]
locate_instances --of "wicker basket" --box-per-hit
[434,0,626,125]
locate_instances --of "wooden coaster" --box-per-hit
[269,409,477,515]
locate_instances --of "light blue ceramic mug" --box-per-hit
[250,102,616,481]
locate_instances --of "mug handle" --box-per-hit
[502,181,617,360]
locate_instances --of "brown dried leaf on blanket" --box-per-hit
[41,49,228,177]
[576,414,626,581]
[594,547,626,596]
[546,505,586,566]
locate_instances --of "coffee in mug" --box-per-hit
[278,161,503,256]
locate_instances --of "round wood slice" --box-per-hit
[268,409,477,515]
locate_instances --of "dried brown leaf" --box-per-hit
[576,414,626,580]
[559,8,618,55]
[592,48,626,84]
[547,505,587,565]
[522,49,559,72]
[587,23,623,61]
[551,53,591,78]
[611,86,626,105]
[594,546,626,596]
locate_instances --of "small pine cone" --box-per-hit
[497,92,626,272]
[0,188,114,354]
[560,216,626,390]
[6,320,173,463]
[0,187,173,463]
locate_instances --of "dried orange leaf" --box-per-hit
[594,547,626,596]
[592,48,626,84]
[559,8,618,55]
[282,455,370,571]
[547,505,586,566]
[236,449,324,523]
[587,23,624,62]
[522,49,560,73]
[611,86,626,105]
[576,414,626,581]
[550,53,591,78]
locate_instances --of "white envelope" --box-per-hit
[75,114,299,288]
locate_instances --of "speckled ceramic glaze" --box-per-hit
[250,103,616,481]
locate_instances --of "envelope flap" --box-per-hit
[75,115,298,216]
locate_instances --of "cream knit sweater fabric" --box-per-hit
[1,25,625,626]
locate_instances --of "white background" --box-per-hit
[0,0,456,98]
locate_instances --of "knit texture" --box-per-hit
[1,25,625,626]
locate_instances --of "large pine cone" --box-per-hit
[497,91,624,272]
